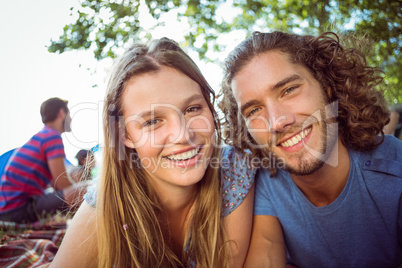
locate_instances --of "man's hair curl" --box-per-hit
[219,31,390,156]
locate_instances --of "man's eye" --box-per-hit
[142,119,159,127]
[247,107,261,117]
[284,86,297,96]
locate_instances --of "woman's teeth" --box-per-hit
[166,147,200,161]
[280,127,312,148]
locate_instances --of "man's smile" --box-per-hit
[278,126,312,148]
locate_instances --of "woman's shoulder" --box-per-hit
[220,146,257,217]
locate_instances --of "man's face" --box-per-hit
[231,50,338,175]
[63,109,72,132]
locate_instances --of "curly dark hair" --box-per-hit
[219,31,390,159]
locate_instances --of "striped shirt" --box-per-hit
[0,126,65,213]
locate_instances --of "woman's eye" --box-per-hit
[142,119,159,127]
[185,106,202,114]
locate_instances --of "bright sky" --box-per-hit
[0,0,243,164]
[0,0,107,164]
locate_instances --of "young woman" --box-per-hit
[50,38,255,267]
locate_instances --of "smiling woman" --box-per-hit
[49,37,256,268]
[122,66,216,189]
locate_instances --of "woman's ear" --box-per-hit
[119,120,135,148]
[123,134,135,149]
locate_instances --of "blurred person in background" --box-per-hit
[66,149,96,183]
[384,103,402,139]
[0,97,87,223]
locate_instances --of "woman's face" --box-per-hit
[122,66,215,191]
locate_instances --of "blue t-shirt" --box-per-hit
[254,135,402,268]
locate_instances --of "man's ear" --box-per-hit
[58,108,66,119]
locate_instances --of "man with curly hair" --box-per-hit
[219,31,402,267]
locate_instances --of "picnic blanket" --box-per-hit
[0,219,67,268]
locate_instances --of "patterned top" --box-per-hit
[219,146,256,216]
[0,126,65,213]
[84,146,256,216]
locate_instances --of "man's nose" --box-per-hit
[266,103,295,133]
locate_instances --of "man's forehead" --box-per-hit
[231,76,248,108]
[232,51,307,88]
[230,53,282,100]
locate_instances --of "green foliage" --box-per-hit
[49,0,142,60]
[49,0,401,103]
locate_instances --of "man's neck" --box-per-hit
[45,122,63,133]
[290,138,351,207]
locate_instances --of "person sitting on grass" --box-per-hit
[66,149,96,183]
[0,97,87,223]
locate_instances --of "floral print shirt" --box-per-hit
[220,146,256,216]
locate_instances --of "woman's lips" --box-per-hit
[163,145,204,168]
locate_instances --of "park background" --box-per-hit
[0,0,400,164]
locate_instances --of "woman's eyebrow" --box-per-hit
[136,94,205,118]
[178,93,205,107]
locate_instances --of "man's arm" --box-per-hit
[50,202,98,267]
[48,157,72,190]
[224,185,255,268]
[244,215,287,268]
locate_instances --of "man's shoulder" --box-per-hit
[374,135,402,157]
[35,126,62,142]
[356,135,402,179]
[352,136,402,214]
[366,135,402,162]
[41,126,61,136]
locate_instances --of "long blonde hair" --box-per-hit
[97,38,229,267]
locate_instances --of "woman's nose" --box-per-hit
[167,115,194,144]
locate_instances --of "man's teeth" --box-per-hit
[166,147,200,161]
[281,127,312,148]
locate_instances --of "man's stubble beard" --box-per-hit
[264,113,338,176]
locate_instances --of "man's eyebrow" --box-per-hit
[240,100,260,116]
[239,74,302,115]
[272,74,302,91]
